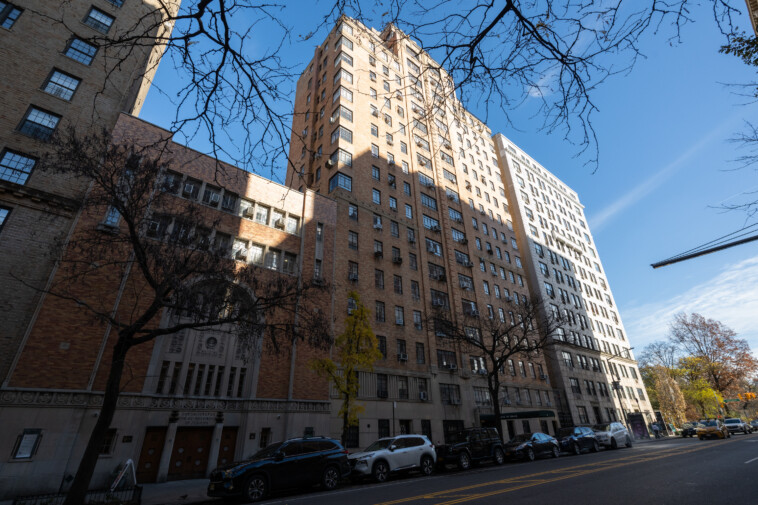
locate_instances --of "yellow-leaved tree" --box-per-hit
[312,292,382,446]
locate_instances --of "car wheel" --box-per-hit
[243,474,267,502]
[525,448,535,461]
[625,437,632,448]
[552,446,560,458]
[421,456,434,476]
[610,438,618,450]
[572,443,581,456]
[699,436,704,440]
[457,452,471,471]
[494,448,505,465]
[592,440,599,453]
[322,465,340,491]
[373,461,389,483]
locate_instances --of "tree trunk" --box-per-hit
[341,392,349,447]
[489,376,504,441]
[63,337,130,505]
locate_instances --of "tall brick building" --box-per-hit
[493,134,654,433]
[0,0,180,382]
[286,17,559,447]
[0,114,338,497]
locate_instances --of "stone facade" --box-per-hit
[493,133,654,431]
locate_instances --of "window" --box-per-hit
[328,172,352,192]
[331,126,352,144]
[371,123,379,137]
[375,302,385,322]
[0,207,9,233]
[11,429,42,460]
[393,275,403,294]
[425,238,442,256]
[330,148,352,167]
[333,86,353,103]
[395,306,404,325]
[83,7,114,33]
[348,231,358,250]
[416,342,425,362]
[41,69,80,101]
[64,39,97,65]
[334,51,353,66]
[409,253,417,270]
[372,189,381,204]
[0,150,35,184]
[0,2,22,29]
[371,144,379,157]
[375,269,384,289]
[439,383,460,404]
[348,204,358,220]
[19,107,60,140]
[420,193,437,210]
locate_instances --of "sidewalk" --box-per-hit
[142,479,213,505]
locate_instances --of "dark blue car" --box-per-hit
[557,426,600,455]
[208,437,351,502]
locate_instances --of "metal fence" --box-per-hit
[12,486,141,505]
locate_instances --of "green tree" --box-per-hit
[312,292,382,445]
[651,365,687,426]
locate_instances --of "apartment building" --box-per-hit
[0,0,180,382]
[0,114,337,497]
[493,133,654,432]
[285,17,559,447]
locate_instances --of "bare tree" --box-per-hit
[33,128,331,504]
[639,341,679,370]
[429,298,563,441]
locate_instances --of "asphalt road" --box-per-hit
[241,433,758,505]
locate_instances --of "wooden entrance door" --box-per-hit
[216,426,238,467]
[168,427,213,480]
[136,427,167,483]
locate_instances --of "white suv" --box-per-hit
[348,435,436,482]
[592,422,633,449]
[724,418,750,435]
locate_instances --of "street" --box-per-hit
[144,434,758,505]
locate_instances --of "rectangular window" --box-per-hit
[0,149,36,185]
[42,69,81,101]
[12,429,42,460]
[333,86,353,103]
[334,51,353,66]
[0,2,23,29]
[83,7,114,33]
[330,148,352,167]
[330,126,352,144]
[329,172,352,192]
[0,207,10,233]
[19,107,60,140]
[65,38,98,65]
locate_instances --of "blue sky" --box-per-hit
[139,2,758,357]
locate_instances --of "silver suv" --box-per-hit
[348,434,436,482]
[592,422,633,449]
[724,418,750,435]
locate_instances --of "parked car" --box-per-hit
[435,427,505,470]
[680,422,702,437]
[207,437,351,502]
[557,426,600,455]
[591,422,633,449]
[503,432,560,461]
[348,434,436,482]
[750,420,758,433]
[724,418,750,435]
[696,419,730,440]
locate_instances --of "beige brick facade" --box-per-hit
[286,17,557,447]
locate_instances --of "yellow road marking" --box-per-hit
[374,441,729,505]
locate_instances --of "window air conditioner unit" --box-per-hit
[540,374,548,380]
[477,369,488,375]
[243,207,256,218]
[459,238,468,245]
[274,219,285,229]
[372,110,379,117]
[397,353,408,361]
[387,140,393,146]
[235,249,248,260]
[487,249,493,255]
[416,140,423,147]
[146,221,160,237]
[209,193,220,204]
[348,273,359,281]
[302,129,308,136]
[464,261,474,267]
[392,256,403,264]
[373,223,383,230]
[182,183,195,196]
[444,142,451,149]
[329,116,336,124]
[419,391,428,401]
[408,237,416,244]
[388,159,395,166]
[389,181,396,188]
[374,250,383,258]
[446,363,458,371]
[314,153,322,159]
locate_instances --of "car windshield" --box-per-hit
[703,421,719,427]
[508,434,531,444]
[724,419,739,424]
[250,442,283,460]
[592,424,610,432]
[364,439,393,452]
[557,428,575,437]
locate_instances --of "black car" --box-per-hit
[207,437,351,502]
[680,422,701,437]
[557,426,600,455]
[435,427,505,470]
[503,432,560,461]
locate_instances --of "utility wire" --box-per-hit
[652,226,758,268]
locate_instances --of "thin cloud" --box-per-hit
[622,255,758,355]
[589,113,741,232]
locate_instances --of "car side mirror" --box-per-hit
[274,452,284,461]
[389,445,397,452]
